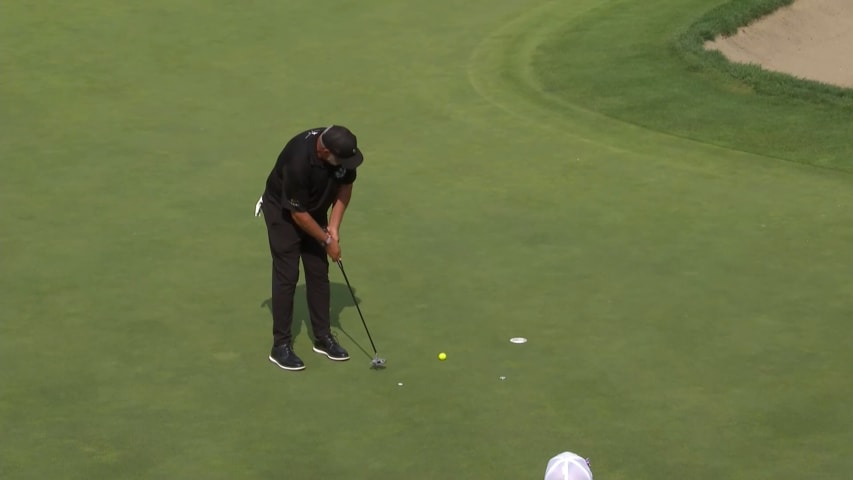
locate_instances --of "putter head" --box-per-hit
[370,356,387,369]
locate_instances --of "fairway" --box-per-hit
[2,1,851,479]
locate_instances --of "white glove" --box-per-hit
[254,195,263,217]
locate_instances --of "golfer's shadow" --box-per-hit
[260,282,371,359]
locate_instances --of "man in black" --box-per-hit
[258,125,364,371]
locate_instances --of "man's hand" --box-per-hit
[254,195,264,217]
[325,237,342,262]
[326,226,340,243]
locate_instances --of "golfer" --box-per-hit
[257,125,364,371]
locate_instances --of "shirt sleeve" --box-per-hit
[282,161,310,213]
[338,168,357,185]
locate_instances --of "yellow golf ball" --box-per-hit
[438,352,447,361]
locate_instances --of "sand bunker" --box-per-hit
[704,0,853,88]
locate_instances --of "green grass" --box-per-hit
[2,1,852,479]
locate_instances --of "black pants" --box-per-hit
[262,199,331,347]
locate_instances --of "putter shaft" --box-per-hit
[337,260,379,354]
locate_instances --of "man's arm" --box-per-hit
[327,183,353,241]
[280,160,340,258]
[291,211,330,244]
[291,211,341,261]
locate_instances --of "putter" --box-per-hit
[336,259,386,369]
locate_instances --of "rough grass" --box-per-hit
[675,0,853,106]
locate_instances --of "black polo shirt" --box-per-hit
[264,127,358,223]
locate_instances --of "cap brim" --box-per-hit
[338,149,363,170]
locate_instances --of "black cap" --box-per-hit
[321,125,364,170]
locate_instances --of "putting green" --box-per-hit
[2,1,850,479]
